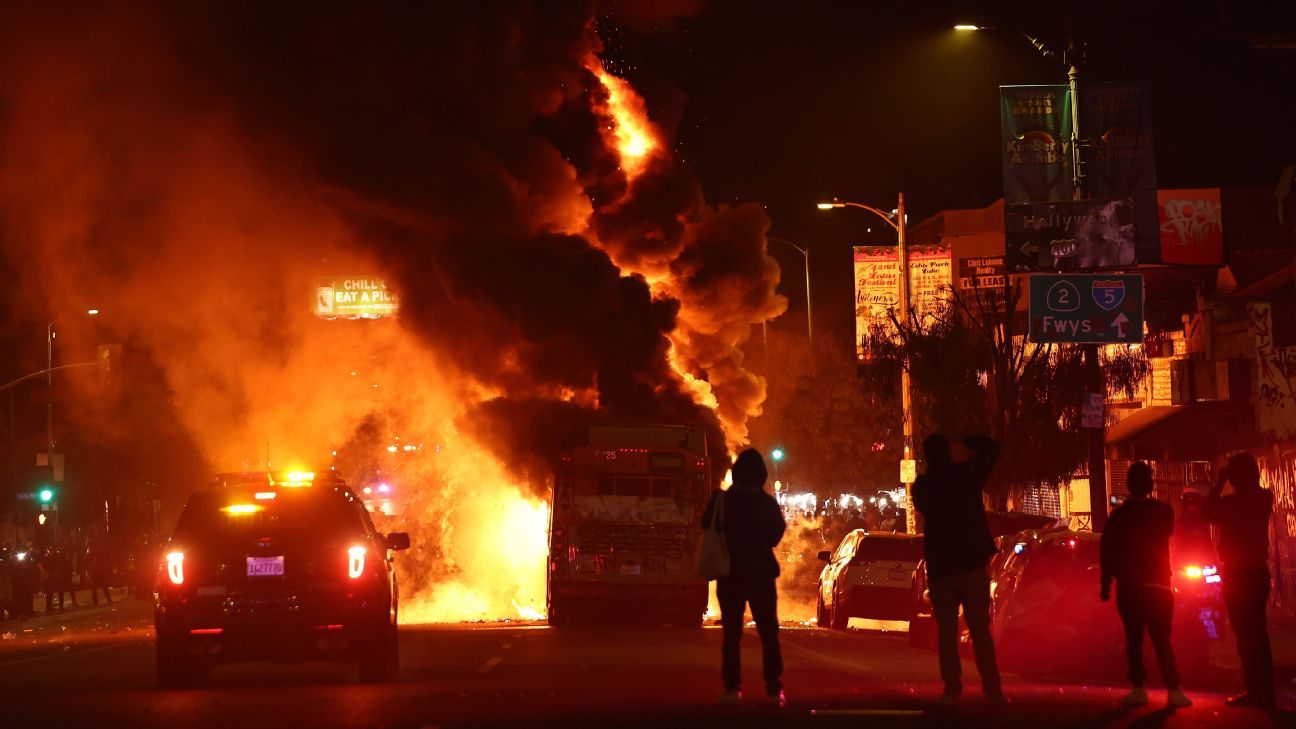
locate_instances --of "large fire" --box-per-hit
[0,6,783,625]
[586,57,661,182]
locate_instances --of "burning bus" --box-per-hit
[546,425,711,627]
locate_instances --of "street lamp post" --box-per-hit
[956,24,1109,531]
[45,308,100,508]
[817,195,916,535]
[765,237,813,344]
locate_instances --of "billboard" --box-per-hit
[1005,198,1136,272]
[958,256,1007,290]
[1158,188,1223,266]
[1000,85,1073,205]
[1083,82,1158,263]
[853,245,951,359]
[314,277,399,319]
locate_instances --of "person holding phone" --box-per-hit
[1203,453,1276,710]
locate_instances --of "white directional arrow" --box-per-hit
[1110,312,1131,339]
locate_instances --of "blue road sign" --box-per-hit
[1028,273,1144,344]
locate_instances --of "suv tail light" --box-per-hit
[166,551,185,585]
[347,546,366,579]
[1184,565,1220,584]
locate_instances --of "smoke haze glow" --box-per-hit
[0,3,783,621]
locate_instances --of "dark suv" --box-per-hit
[154,471,410,687]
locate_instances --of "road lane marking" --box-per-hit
[477,656,504,673]
[811,709,924,717]
[501,643,513,650]
[0,641,132,667]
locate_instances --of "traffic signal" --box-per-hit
[38,487,54,503]
[771,448,785,462]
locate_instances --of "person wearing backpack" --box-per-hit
[701,448,786,706]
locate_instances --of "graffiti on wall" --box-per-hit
[1249,303,1296,440]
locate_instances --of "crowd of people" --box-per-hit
[0,532,161,621]
[704,441,1281,713]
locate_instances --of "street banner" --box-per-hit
[854,247,900,359]
[1028,273,1144,344]
[1000,85,1073,205]
[1082,81,1158,263]
[1005,198,1136,272]
[908,245,952,327]
[314,277,399,319]
[1157,188,1223,266]
[853,245,952,359]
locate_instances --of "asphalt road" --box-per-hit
[1,597,1292,729]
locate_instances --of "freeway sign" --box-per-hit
[1028,273,1144,344]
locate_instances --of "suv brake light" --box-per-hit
[347,546,366,579]
[166,551,185,585]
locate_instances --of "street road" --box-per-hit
[1,598,1291,729]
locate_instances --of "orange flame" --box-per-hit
[586,56,661,182]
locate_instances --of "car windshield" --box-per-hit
[171,489,366,545]
[855,537,923,561]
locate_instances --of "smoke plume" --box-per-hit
[0,2,783,620]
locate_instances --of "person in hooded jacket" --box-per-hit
[702,448,786,706]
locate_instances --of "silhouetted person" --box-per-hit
[1203,453,1276,709]
[911,433,1005,704]
[702,448,786,706]
[1100,462,1191,709]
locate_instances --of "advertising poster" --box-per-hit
[1005,198,1136,272]
[315,277,399,319]
[1000,85,1074,205]
[958,256,1007,290]
[1157,188,1223,266]
[853,245,951,359]
[1083,81,1158,263]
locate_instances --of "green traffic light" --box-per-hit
[771,448,785,462]
[38,488,54,503]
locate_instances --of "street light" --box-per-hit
[46,308,101,496]
[817,194,916,535]
[958,24,1108,531]
[765,237,813,344]
[953,24,982,31]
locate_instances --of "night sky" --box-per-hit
[604,0,1296,342]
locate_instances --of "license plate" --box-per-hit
[247,556,285,577]
[888,569,910,581]
[619,564,641,575]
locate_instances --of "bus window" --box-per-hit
[618,477,650,497]
[650,478,674,498]
[598,476,616,496]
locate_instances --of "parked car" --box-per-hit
[909,511,1062,648]
[816,531,924,630]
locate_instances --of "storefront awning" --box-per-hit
[1106,401,1256,462]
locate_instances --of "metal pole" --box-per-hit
[46,321,56,529]
[767,238,813,343]
[46,322,54,467]
[897,193,916,535]
[1068,52,1108,532]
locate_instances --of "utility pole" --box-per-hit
[1066,41,1109,532]
[817,196,915,534]
[895,194,916,535]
